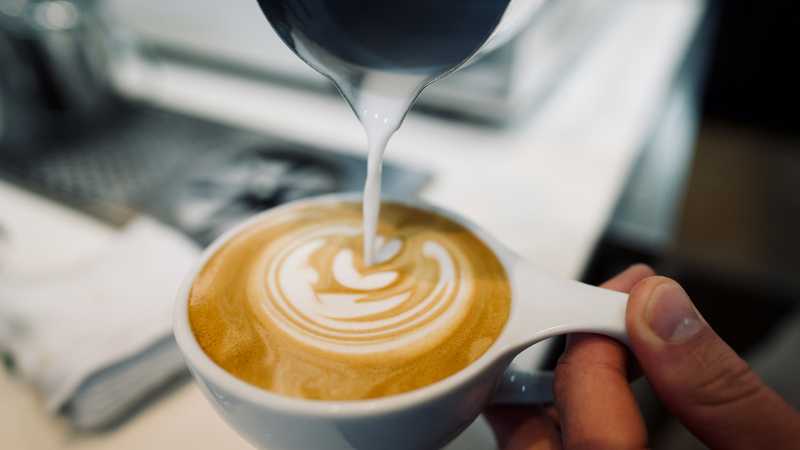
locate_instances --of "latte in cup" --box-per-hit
[188,201,510,401]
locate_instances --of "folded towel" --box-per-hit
[0,198,199,429]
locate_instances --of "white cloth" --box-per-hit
[0,192,199,421]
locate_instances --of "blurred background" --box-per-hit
[0,0,797,449]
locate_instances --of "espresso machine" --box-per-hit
[0,0,116,154]
[0,0,434,240]
[0,0,623,238]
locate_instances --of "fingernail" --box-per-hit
[645,281,704,343]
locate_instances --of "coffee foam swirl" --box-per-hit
[248,224,472,359]
[188,201,510,400]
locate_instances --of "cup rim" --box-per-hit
[173,192,520,418]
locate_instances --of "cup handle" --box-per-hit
[491,369,555,405]
[489,263,631,405]
[506,263,630,349]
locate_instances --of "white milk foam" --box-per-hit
[356,75,428,265]
[291,37,437,265]
[248,224,473,356]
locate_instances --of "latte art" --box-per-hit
[189,201,510,400]
[250,225,472,360]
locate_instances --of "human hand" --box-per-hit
[486,265,800,450]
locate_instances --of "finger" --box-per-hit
[544,404,560,426]
[600,264,656,293]
[555,264,653,450]
[627,276,800,450]
[485,406,562,450]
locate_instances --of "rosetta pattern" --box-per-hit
[248,224,473,358]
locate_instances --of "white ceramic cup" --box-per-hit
[174,193,629,450]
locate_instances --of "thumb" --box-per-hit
[626,276,800,450]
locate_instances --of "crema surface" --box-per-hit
[189,201,510,400]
